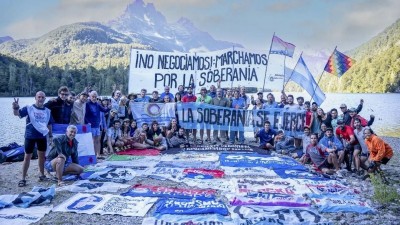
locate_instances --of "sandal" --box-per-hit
[18,180,26,187]
[39,175,50,182]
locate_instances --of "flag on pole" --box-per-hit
[324,49,356,77]
[270,35,296,57]
[285,56,326,106]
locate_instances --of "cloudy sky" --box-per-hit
[1,0,399,52]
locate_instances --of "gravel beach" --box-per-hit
[0,137,399,225]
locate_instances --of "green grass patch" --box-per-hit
[370,173,400,204]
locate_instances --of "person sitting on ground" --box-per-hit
[317,123,328,141]
[274,130,296,155]
[168,127,188,148]
[45,125,84,186]
[129,120,138,138]
[319,127,345,164]
[348,107,375,129]
[134,122,149,138]
[166,118,181,139]
[302,133,340,175]
[255,121,277,150]
[364,128,393,174]
[353,119,370,176]
[147,121,168,150]
[107,120,124,154]
[120,118,133,146]
[298,126,311,161]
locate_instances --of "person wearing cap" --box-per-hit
[348,107,375,129]
[251,91,266,106]
[149,91,162,103]
[303,133,340,175]
[336,118,361,171]
[340,99,364,125]
[364,128,393,174]
[211,88,230,144]
[197,87,212,144]
[353,119,370,176]
[274,130,295,155]
[134,89,151,103]
[319,127,344,158]
[160,86,175,102]
[70,92,88,125]
[296,96,305,109]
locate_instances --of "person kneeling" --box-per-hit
[107,120,125,154]
[364,128,393,174]
[302,133,340,175]
[45,125,84,186]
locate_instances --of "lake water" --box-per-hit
[1,93,399,146]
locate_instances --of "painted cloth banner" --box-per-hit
[51,124,96,166]
[88,168,136,183]
[226,193,310,207]
[155,160,220,169]
[12,185,55,208]
[0,205,53,225]
[221,166,278,177]
[228,205,332,225]
[308,193,374,214]
[159,152,219,162]
[155,198,229,216]
[181,178,233,192]
[122,184,216,199]
[274,169,327,180]
[130,102,175,127]
[144,167,184,181]
[184,144,254,152]
[129,48,274,94]
[306,184,360,195]
[57,180,130,193]
[177,102,305,133]
[142,214,235,225]
[53,193,157,217]
[116,148,160,156]
[231,178,310,195]
[219,153,307,171]
[183,168,225,179]
[99,156,160,168]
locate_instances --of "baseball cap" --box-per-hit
[257,91,263,95]
[326,127,333,131]
[340,103,347,108]
[349,107,357,112]
[80,92,89,96]
[110,109,117,113]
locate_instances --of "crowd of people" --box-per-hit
[12,84,394,186]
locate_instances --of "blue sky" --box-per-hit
[0,0,399,52]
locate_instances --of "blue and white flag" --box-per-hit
[155,198,229,215]
[130,102,175,127]
[50,124,96,166]
[285,55,326,106]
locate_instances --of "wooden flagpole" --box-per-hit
[262,32,275,92]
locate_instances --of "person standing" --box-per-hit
[230,89,246,144]
[70,92,88,125]
[45,125,84,186]
[196,87,213,144]
[211,88,230,144]
[44,86,72,124]
[12,91,54,187]
[85,91,111,159]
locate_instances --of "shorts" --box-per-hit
[319,160,334,169]
[91,127,101,137]
[345,144,361,152]
[381,157,391,165]
[45,159,72,173]
[360,153,368,157]
[24,138,47,154]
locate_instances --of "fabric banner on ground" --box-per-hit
[101,155,161,167]
[180,178,233,192]
[116,149,160,156]
[308,193,374,214]
[226,193,310,207]
[128,48,273,93]
[274,169,327,180]
[0,205,53,225]
[53,193,157,217]
[142,214,235,225]
[306,184,360,195]
[155,160,220,169]
[130,102,175,127]
[144,167,184,180]
[228,205,332,225]
[155,198,229,215]
[221,166,278,177]
[159,152,219,162]
[231,178,310,195]
[177,102,305,133]
[12,185,55,208]
[88,168,136,183]
[184,145,254,152]
[219,153,307,171]
[50,124,96,166]
[183,168,225,179]
[121,184,216,199]
[57,180,130,193]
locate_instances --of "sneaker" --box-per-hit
[357,170,364,176]
[215,137,221,142]
[335,170,345,178]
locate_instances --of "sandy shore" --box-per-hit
[0,137,399,225]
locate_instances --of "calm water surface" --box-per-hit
[1,93,399,146]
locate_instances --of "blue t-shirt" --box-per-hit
[231,97,246,109]
[134,96,151,102]
[160,93,174,101]
[19,105,53,139]
[256,128,277,145]
[85,101,110,128]
[319,135,344,151]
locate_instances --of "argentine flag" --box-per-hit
[50,124,96,166]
